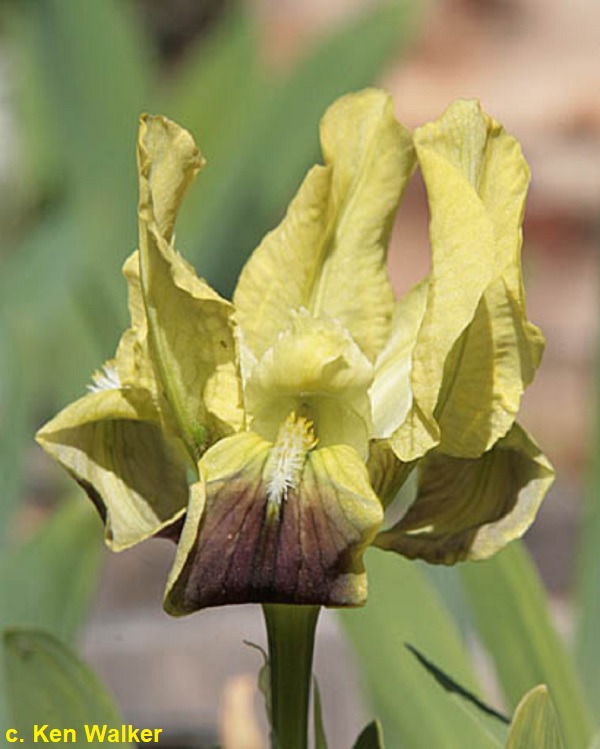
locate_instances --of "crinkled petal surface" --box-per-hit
[164,432,383,613]
[36,388,188,550]
[137,115,244,457]
[375,423,553,563]
[435,276,545,457]
[392,100,544,461]
[138,113,203,243]
[233,89,415,363]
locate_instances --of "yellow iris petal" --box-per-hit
[115,251,164,405]
[392,100,544,461]
[36,388,188,551]
[137,115,244,457]
[370,279,428,440]
[234,89,415,363]
[375,424,553,564]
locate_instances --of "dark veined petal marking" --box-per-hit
[165,433,383,612]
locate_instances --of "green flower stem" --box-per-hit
[262,604,320,749]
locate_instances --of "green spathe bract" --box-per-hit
[36,89,552,614]
[506,685,565,749]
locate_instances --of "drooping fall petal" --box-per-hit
[233,89,415,363]
[164,431,383,613]
[36,388,188,551]
[375,424,553,564]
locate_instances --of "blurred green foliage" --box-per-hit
[4,629,130,748]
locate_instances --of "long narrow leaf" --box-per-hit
[460,542,595,749]
[313,679,328,749]
[8,0,153,194]
[575,330,600,720]
[0,325,29,546]
[1,0,155,414]
[158,6,264,289]
[406,644,510,725]
[3,0,154,339]
[576,491,600,724]
[340,549,501,749]
[353,721,386,749]
[0,498,102,643]
[3,629,130,748]
[161,6,260,162]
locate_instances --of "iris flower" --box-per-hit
[36,90,553,614]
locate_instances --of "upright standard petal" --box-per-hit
[369,279,428,440]
[164,431,383,612]
[392,101,544,461]
[137,113,203,243]
[434,275,545,457]
[233,89,415,363]
[375,424,553,564]
[137,115,244,458]
[36,387,188,551]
